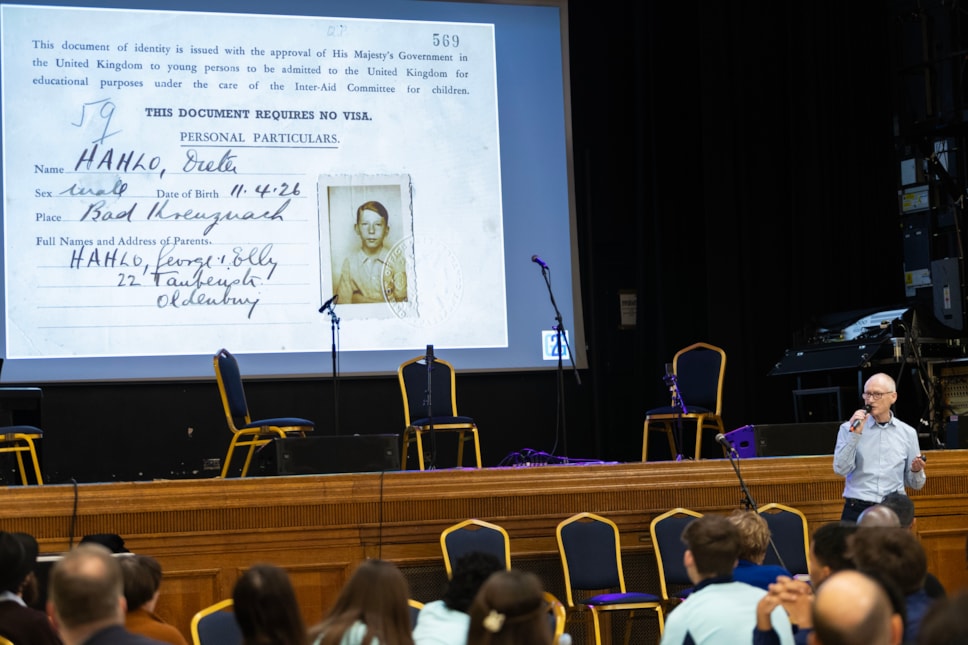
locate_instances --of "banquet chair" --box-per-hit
[398,354,482,470]
[213,348,315,478]
[545,591,567,644]
[758,503,810,576]
[649,507,703,606]
[440,518,511,578]
[0,425,44,485]
[190,598,241,645]
[642,342,726,461]
[556,512,665,645]
[408,599,424,629]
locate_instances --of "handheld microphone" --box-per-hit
[318,293,338,313]
[531,255,548,269]
[850,404,873,431]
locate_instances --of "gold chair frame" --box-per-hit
[190,598,236,645]
[0,429,43,485]
[440,518,511,578]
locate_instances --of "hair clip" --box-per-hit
[483,609,506,633]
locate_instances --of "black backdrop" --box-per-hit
[23,1,934,482]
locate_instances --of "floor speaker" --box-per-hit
[753,422,841,457]
[255,434,400,475]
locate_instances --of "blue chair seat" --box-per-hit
[586,591,662,605]
[240,418,314,430]
[411,415,475,426]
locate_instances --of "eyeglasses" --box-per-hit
[862,391,895,400]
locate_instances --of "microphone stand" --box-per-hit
[425,344,437,470]
[663,366,686,461]
[323,302,341,435]
[722,438,787,570]
[538,262,580,458]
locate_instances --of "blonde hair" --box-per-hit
[727,510,771,563]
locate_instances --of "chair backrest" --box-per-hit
[544,591,567,644]
[650,507,703,600]
[214,349,250,430]
[758,502,810,576]
[190,598,242,645]
[0,635,13,645]
[408,598,424,629]
[440,519,511,578]
[556,512,626,607]
[674,342,725,414]
[398,356,459,425]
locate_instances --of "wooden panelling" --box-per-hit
[3,451,967,642]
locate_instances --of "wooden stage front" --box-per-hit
[3,452,968,643]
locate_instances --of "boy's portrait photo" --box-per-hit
[321,176,413,319]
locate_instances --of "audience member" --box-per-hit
[233,563,306,645]
[878,492,946,599]
[466,570,552,645]
[308,559,414,645]
[848,527,934,643]
[119,554,188,645]
[413,551,503,645]
[0,531,63,645]
[810,569,903,645]
[857,504,901,528]
[916,590,968,645]
[727,509,793,590]
[755,522,860,645]
[660,514,793,645]
[47,543,166,645]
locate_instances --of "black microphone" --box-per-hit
[318,294,338,313]
[850,404,873,431]
[715,433,733,449]
[531,254,548,269]
[426,343,434,365]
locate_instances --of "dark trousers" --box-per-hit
[841,497,876,523]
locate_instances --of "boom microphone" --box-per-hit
[318,293,338,313]
[531,255,548,269]
[715,433,732,449]
[850,404,873,431]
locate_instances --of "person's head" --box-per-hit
[880,492,916,529]
[310,559,413,645]
[809,569,903,645]
[848,527,927,595]
[233,563,307,645]
[863,373,898,419]
[0,530,38,595]
[726,509,772,564]
[809,522,858,588]
[857,504,901,528]
[443,551,504,613]
[681,514,741,582]
[354,201,389,255]
[916,590,968,645]
[119,554,163,613]
[466,570,552,645]
[47,543,125,632]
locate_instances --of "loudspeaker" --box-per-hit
[255,435,400,475]
[724,422,840,458]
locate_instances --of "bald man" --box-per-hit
[809,570,902,645]
[857,504,901,528]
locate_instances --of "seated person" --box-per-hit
[466,570,552,645]
[233,563,306,645]
[119,554,188,645]
[413,551,503,645]
[0,531,63,645]
[727,510,792,590]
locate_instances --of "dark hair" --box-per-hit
[880,492,916,529]
[443,551,504,613]
[917,590,968,645]
[848,527,927,595]
[233,563,307,645]
[680,514,741,577]
[0,531,34,592]
[120,554,163,611]
[466,570,552,645]
[811,521,858,573]
[49,544,123,629]
[309,559,413,645]
[355,200,389,225]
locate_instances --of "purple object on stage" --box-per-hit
[724,425,756,459]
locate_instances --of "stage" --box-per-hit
[4,452,968,643]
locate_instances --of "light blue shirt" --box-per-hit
[412,600,469,645]
[833,413,925,502]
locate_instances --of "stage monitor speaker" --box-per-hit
[255,434,400,475]
[724,422,840,458]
